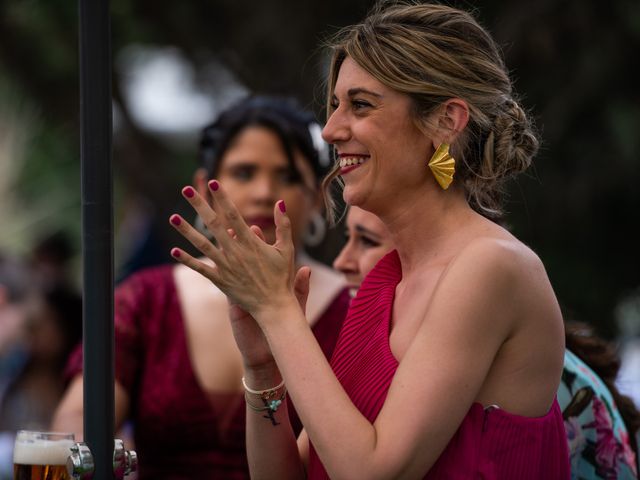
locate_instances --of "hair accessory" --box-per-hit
[428,143,455,190]
[308,122,331,167]
[242,377,287,426]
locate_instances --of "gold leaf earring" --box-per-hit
[428,143,455,190]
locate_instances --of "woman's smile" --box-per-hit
[338,153,370,175]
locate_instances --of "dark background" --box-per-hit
[0,0,638,339]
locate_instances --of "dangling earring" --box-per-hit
[304,211,326,247]
[428,143,455,190]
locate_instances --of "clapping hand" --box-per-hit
[169,179,304,326]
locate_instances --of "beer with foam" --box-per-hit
[13,431,74,480]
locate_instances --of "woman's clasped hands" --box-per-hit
[168,179,309,329]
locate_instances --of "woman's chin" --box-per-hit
[342,188,363,208]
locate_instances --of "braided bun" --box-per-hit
[464,98,539,217]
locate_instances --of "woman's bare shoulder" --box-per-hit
[431,234,553,328]
[453,234,547,281]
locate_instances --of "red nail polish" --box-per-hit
[170,214,181,226]
[183,186,195,198]
[209,180,219,191]
[171,248,181,258]
[278,200,286,213]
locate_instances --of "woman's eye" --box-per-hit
[352,100,371,110]
[360,236,381,248]
[229,167,253,181]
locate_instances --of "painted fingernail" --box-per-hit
[278,200,286,213]
[171,248,181,258]
[183,186,195,198]
[170,214,182,226]
[209,180,219,191]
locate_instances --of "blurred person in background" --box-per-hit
[0,253,30,390]
[617,310,640,415]
[52,96,350,479]
[0,254,82,478]
[29,230,78,292]
[0,285,82,431]
[335,206,639,479]
[0,253,30,478]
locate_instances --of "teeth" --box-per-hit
[339,157,367,168]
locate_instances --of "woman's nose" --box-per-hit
[333,242,358,275]
[322,108,350,145]
[251,175,277,202]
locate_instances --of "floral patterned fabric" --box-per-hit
[559,349,638,479]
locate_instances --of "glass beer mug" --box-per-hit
[13,430,75,480]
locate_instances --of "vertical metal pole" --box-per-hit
[79,0,114,478]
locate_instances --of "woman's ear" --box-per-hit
[434,98,469,147]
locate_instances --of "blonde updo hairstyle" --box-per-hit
[322,1,538,219]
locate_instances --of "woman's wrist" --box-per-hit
[253,294,303,331]
[242,361,282,391]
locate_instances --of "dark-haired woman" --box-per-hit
[52,96,349,479]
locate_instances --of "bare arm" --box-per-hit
[231,270,313,480]
[243,364,306,480]
[171,183,559,479]
[257,241,533,479]
[51,375,131,441]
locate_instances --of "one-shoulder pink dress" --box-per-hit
[307,250,570,479]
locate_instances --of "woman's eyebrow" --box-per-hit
[355,224,382,239]
[347,87,383,98]
[226,162,256,169]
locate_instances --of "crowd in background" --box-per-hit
[0,232,81,479]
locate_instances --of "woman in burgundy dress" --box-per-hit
[51,96,350,479]
[171,3,571,479]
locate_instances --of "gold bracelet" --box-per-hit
[244,389,287,413]
[241,376,285,395]
[242,376,287,425]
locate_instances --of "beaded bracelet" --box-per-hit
[242,377,287,426]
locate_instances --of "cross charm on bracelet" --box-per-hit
[261,397,281,426]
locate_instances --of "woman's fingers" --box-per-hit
[293,266,311,314]
[273,200,294,258]
[207,180,254,244]
[193,168,210,204]
[181,184,236,251]
[249,225,267,243]
[169,247,219,283]
[169,213,222,265]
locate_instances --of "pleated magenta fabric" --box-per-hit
[307,250,570,479]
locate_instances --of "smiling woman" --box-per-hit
[169,3,570,479]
